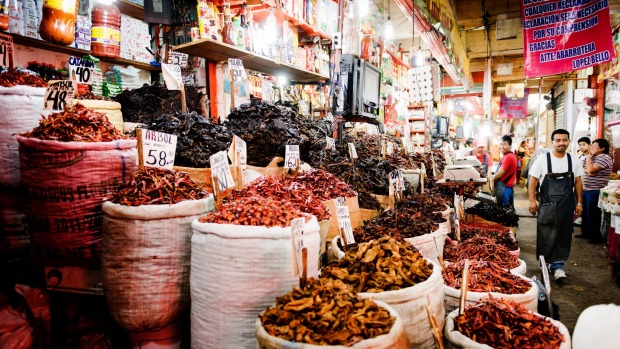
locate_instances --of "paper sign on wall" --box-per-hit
[138,129,177,169]
[0,33,14,69]
[210,150,235,191]
[228,58,248,82]
[68,56,95,85]
[285,144,300,168]
[162,63,183,90]
[44,80,76,111]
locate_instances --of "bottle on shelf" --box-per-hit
[39,0,78,45]
[0,0,8,31]
[221,14,235,45]
[91,0,121,59]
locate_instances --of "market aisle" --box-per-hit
[513,184,620,333]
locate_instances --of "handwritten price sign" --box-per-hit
[138,129,177,169]
[162,63,183,90]
[44,80,75,111]
[68,56,95,85]
[228,58,248,82]
[334,197,355,245]
[290,217,305,277]
[167,51,189,68]
[0,33,14,69]
[210,150,235,192]
[285,144,300,168]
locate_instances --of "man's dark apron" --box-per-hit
[536,153,575,262]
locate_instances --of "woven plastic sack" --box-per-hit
[254,300,410,349]
[359,259,445,349]
[443,274,539,313]
[512,259,527,275]
[191,216,321,349]
[76,100,123,133]
[443,308,571,349]
[404,224,449,264]
[17,136,137,267]
[102,197,214,332]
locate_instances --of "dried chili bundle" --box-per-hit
[454,297,565,349]
[321,236,433,292]
[460,222,519,251]
[229,176,330,221]
[199,196,306,227]
[443,260,531,294]
[0,69,47,87]
[261,278,394,345]
[107,168,207,206]
[444,236,520,269]
[21,104,127,142]
[286,169,356,200]
[354,208,444,243]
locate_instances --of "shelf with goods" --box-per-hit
[116,0,145,21]
[250,6,332,41]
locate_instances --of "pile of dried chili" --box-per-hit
[465,202,520,227]
[444,236,520,270]
[199,196,306,227]
[0,69,47,87]
[107,168,207,206]
[453,297,565,348]
[21,104,127,142]
[261,278,394,345]
[443,260,531,294]
[460,222,519,251]
[286,169,356,200]
[399,193,448,213]
[75,91,111,101]
[354,207,444,243]
[229,175,330,221]
[321,236,433,292]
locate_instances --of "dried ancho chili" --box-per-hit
[286,169,356,200]
[458,222,519,251]
[0,69,47,87]
[398,193,447,213]
[454,297,565,349]
[443,260,531,294]
[321,237,433,292]
[21,104,127,142]
[354,207,445,243]
[199,196,306,227]
[465,202,519,227]
[261,278,394,346]
[107,167,208,206]
[444,236,520,270]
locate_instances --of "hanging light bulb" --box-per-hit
[384,16,393,40]
[358,0,369,17]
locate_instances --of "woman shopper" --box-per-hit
[580,138,612,244]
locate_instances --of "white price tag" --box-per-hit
[228,58,248,82]
[455,216,461,241]
[162,63,183,90]
[228,135,247,169]
[403,123,411,143]
[68,56,94,85]
[348,143,358,160]
[138,129,177,169]
[210,150,235,191]
[44,80,76,111]
[389,170,404,193]
[290,217,305,277]
[167,51,189,68]
[326,112,334,122]
[261,79,273,102]
[285,144,300,168]
[387,141,394,155]
[334,197,355,245]
[153,0,163,12]
[0,33,14,69]
[325,136,335,150]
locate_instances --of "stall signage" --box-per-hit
[228,58,248,82]
[44,80,76,111]
[210,150,235,191]
[521,0,615,78]
[285,144,300,168]
[261,79,273,102]
[167,51,189,67]
[389,170,405,193]
[334,197,355,245]
[325,136,335,150]
[348,143,358,160]
[68,56,95,85]
[162,63,183,90]
[290,217,305,277]
[228,135,247,169]
[499,89,529,119]
[0,33,14,69]
[138,129,177,169]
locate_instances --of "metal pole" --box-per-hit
[536,79,542,149]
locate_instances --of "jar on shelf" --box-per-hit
[360,34,373,61]
[39,0,78,45]
[221,14,234,45]
[91,0,121,58]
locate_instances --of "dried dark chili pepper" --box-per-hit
[0,69,47,87]
[454,297,565,349]
[398,193,448,213]
[354,207,445,243]
[444,236,520,269]
[199,196,307,227]
[465,202,520,227]
[107,168,208,206]
[21,104,127,142]
[443,260,530,294]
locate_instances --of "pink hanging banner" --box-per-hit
[521,0,616,78]
[499,89,530,119]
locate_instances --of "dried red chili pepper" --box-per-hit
[443,260,530,294]
[444,236,520,269]
[0,69,47,87]
[199,196,307,227]
[285,169,355,200]
[459,222,519,251]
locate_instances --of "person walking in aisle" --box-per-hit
[528,129,583,282]
[574,137,591,226]
[468,139,493,177]
[579,138,612,244]
[493,135,517,207]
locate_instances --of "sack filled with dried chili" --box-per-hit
[190,213,321,349]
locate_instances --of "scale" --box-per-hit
[442,164,482,181]
[454,156,482,167]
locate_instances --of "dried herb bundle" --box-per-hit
[287,169,356,200]
[454,297,565,349]
[261,278,394,345]
[321,237,433,292]
[21,104,127,142]
[199,196,306,227]
[107,168,208,206]
[444,236,521,270]
[465,202,519,227]
[459,222,519,251]
[0,69,47,87]
[354,208,444,243]
[443,260,531,294]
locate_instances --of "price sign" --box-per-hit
[325,136,335,150]
[167,51,189,68]
[389,170,404,193]
[261,79,273,102]
[137,129,177,169]
[44,80,76,111]
[228,135,247,169]
[348,143,358,160]
[387,141,394,155]
[290,217,305,277]
[285,144,300,168]
[403,123,411,143]
[162,63,183,90]
[326,112,334,122]
[334,197,355,245]
[68,56,95,85]
[0,33,14,69]
[210,150,235,192]
[381,139,387,157]
[228,58,248,82]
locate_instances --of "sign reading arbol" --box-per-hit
[521,0,615,78]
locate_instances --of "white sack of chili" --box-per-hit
[190,216,321,349]
[404,225,449,265]
[17,136,137,267]
[102,197,214,332]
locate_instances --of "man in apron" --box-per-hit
[528,129,584,282]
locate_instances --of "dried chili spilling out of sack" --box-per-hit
[454,297,565,349]
[465,202,519,227]
[199,196,306,227]
[460,222,519,251]
[0,69,47,87]
[442,260,531,294]
[21,104,127,142]
[229,175,330,221]
[321,236,433,293]
[354,207,444,243]
[286,169,356,200]
[107,168,207,206]
[443,236,520,270]
[261,278,394,346]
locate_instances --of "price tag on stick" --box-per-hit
[290,217,306,282]
[285,145,300,169]
[0,33,14,69]
[162,63,187,112]
[68,56,95,85]
[44,80,75,111]
[136,128,177,170]
[348,143,358,163]
[459,259,470,315]
[325,136,335,150]
[426,295,445,349]
[210,150,235,192]
[228,135,247,169]
[334,197,355,246]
